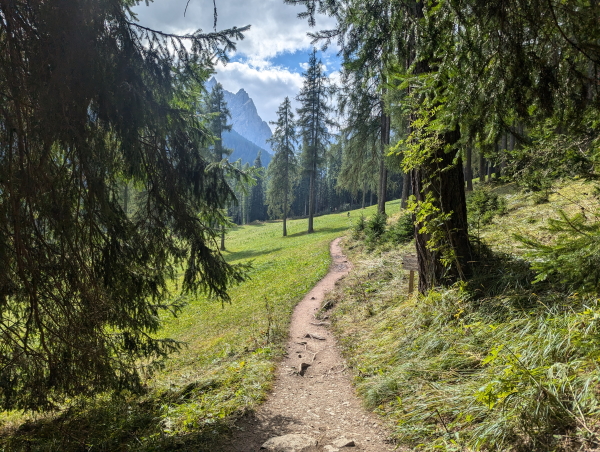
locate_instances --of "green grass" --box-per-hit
[325,180,600,452]
[0,202,398,451]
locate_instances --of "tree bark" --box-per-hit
[407,0,472,293]
[401,173,410,208]
[465,146,473,191]
[308,161,315,233]
[378,108,390,215]
[479,152,485,183]
[362,182,366,209]
[412,129,472,293]
[283,191,288,237]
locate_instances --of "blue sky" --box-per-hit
[132,0,341,127]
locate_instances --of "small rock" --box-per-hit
[304,333,325,340]
[311,296,316,299]
[333,437,356,448]
[324,446,340,452]
[260,434,317,452]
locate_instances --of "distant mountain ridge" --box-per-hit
[206,77,272,166]
[222,129,271,167]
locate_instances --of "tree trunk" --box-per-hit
[412,129,472,293]
[220,226,225,251]
[123,183,129,216]
[405,0,471,294]
[283,191,288,237]
[498,134,507,178]
[378,108,390,215]
[465,146,473,191]
[308,162,315,233]
[479,152,485,184]
[362,182,366,209]
[401,173,410,209]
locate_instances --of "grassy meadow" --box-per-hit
[4,177,597,452]
[326,179,600,452]
[0,202,393,451]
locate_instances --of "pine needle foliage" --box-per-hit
[516,211,600,293]
[296,48,335,233]
[0,0,249,410]
[467,188,507,228]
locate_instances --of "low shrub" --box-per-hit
[467,187,507,227]
[385,212,414,245]
[516,210,600,293]
[351,213,366,239]
[365,212,387,244]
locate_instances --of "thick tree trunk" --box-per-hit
[405,0,471,294]
[465,146,473,191]
[412,129,472,293]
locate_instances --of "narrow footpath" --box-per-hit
[223,238,395,452]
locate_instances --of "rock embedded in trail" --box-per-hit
[304,333,325,340]
[332,437,356,447]
[260,433,317,451]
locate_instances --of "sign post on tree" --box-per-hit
[402,254,419,294]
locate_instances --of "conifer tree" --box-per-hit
[207,82,233,163]
[266,98,299,236]
[250,152,266,222]
[0,0,249,410]
[296,49,335,233]
[206,82,233,250]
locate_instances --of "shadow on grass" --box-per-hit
[0,390,235,452]
[226,247,282,262]
[286,226,348,239]
[465,239,573,319]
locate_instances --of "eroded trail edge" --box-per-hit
[224,237,394,452]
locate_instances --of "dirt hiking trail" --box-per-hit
[223,237,395,452]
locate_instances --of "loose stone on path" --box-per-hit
[223,238,395,452]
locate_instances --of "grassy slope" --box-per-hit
[0,203,391,451]
[327,179,600,452]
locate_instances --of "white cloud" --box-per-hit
[132,0,337,61]
[132,0,340,127]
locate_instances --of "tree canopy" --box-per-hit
[296,49,335,233]
[287,0,600,291]
[0,0,249,410]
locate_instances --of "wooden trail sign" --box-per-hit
[402,254,418,294]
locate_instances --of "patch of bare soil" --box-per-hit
[221,238,395,451]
